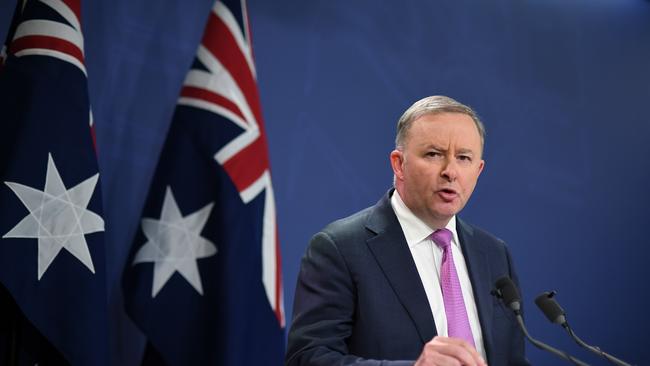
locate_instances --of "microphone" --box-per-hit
[535,291,633,366]
[492,277,590,366]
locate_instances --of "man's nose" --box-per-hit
[440,158,458,181]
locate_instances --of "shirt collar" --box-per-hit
[390,190,460,249]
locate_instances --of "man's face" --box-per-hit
[390,112,485,228]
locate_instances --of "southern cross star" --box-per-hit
[3,153,104,280]
[133,186,217,298]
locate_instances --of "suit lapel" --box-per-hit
[365,191,436,344]
[457,219,496,363]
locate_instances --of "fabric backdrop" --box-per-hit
[1,0,649,365]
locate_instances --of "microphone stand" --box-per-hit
[514,314,589,366]
[493,277,591,366]
[564,324,632,366]
[535,291,633,366]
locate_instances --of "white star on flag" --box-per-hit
[133,186,217,298]
[3,153,104,280]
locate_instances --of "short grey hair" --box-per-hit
[395,95,485,151]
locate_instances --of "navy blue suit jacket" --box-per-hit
[286,190,529,366]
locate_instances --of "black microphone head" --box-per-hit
[535,291,567,325]
[494,276,521,311]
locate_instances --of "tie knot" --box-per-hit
[431,228,453,249]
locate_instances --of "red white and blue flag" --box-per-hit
[0,0,108,365]
[122,0,285,364]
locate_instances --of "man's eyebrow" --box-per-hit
[457,148,476,155]
[420,144,476,155]
[421,143,445,150]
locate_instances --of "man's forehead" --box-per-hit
[412,112,475,126]
[415,141,479,153]
[403,126,482,159]
[407,113,482,144]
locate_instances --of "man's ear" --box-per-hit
[390,150,404,181]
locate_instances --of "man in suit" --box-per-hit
[286,96,529,366]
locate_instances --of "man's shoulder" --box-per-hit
[458,218,507,250]
[314,190,395,246]
[319,205,375,240]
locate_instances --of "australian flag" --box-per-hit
[0,0,108,365]
[122,0,285,365]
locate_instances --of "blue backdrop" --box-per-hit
[1,0,649,365]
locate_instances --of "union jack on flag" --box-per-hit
[0,0,108,365]
[122,0,285,365]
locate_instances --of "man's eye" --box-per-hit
[458,155,472,162]
[425,151,441,158]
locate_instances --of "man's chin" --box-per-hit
[429,204,461,221]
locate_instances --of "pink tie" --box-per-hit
[430,228,475,347]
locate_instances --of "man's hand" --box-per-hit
[414,336,487,366]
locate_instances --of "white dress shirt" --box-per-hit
[390,191,486,360]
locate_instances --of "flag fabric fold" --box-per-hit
[122,0,285,365]
[0,0,108,365]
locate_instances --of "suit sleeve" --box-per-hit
[285,232,414,366]
[505,245,531,366]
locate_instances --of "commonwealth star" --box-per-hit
[133,186,217,297]
[3,153,104,280]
